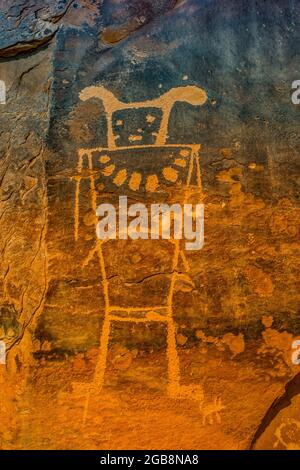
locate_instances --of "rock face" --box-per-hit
[0,0,299,450]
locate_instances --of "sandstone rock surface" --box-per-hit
[0,0,299,450]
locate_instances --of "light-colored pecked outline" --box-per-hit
[73,86,207,423]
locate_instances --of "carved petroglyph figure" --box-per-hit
[200,397,226,426]
[79,85,207,148]
[274,419,300,450]
[75,84,210,423]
